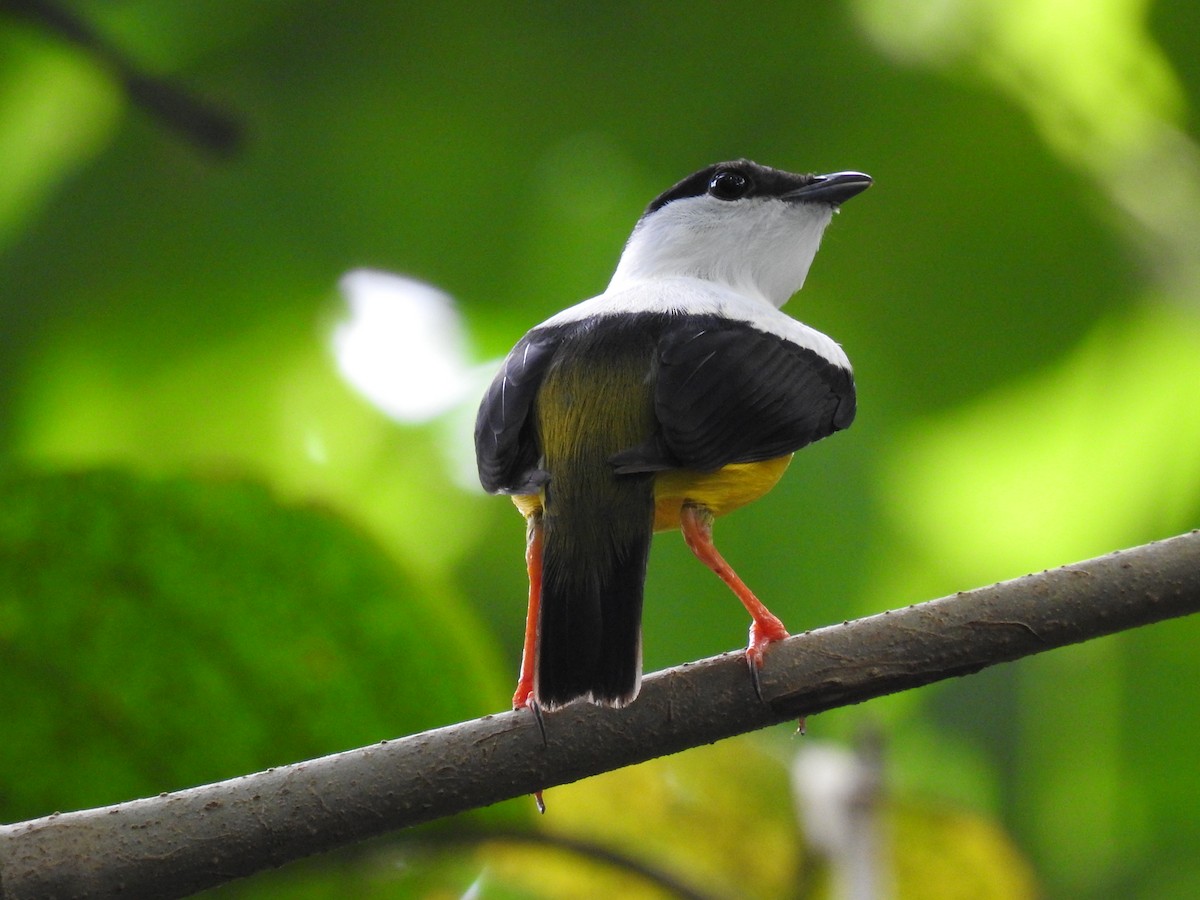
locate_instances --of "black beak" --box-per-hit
[785,171,873,206]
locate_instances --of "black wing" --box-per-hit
[474,329,559,494]
[610,318,855,473]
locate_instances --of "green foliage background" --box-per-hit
[1,2,1198,897]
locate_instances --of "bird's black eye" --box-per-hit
[708,170,751,201]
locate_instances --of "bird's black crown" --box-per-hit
[644,159,820,215]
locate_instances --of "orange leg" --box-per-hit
[513,511,544,710]
[680,503,789,667]
[513,511,547,813]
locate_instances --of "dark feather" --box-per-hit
[474,330,558,494]
[610,316,856,473]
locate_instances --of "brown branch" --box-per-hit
[1,530,1198,899]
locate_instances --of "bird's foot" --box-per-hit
[512,680,534,711]
[744,617,789,701]
[745,616,790,667]
[512,684,548,813]
[513,686,548,744]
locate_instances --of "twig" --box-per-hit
[406,827,722,900]
[0,0,243,156]
[1,530,1197,899]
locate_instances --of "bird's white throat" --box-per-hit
[607,194,836,308]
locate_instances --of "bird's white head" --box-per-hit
[608,160,871,308]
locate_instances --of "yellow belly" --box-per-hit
[510,454,793,532]
[650,454,793,531]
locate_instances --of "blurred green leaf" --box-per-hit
[0,467,507,822]
[0,31,120,249]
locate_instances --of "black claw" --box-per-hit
[530,699,548,746]
[748,656,765,703]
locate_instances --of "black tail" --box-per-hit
[535,472,654,708]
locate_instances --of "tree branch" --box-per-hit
[0,0,243,156]
[2,530,1198,899]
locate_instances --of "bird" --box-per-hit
[475,159,870,712]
